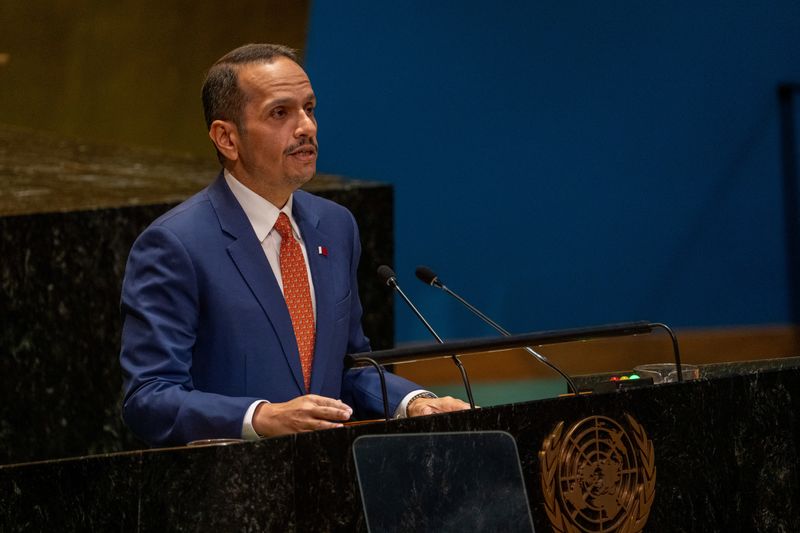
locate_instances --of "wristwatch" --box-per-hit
[405,391,437,416]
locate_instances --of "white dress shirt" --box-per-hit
[223,170,430,439]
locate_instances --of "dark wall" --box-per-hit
[304,1,800,342]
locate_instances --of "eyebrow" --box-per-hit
[265,93,316,108]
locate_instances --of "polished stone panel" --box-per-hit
[0,125,393,464]
[2,358,799,532]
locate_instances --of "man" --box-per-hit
[120,43,469,446]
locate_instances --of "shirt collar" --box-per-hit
[223,169,299,242]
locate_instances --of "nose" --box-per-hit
[295,109,317,138]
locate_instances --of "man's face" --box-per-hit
[233,57,318,199]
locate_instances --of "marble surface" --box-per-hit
[0,124,362,216]
[2,358,799,532]
[0,125,394,464]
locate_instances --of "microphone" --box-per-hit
[378,265,443,343]
[415,265,579,395]
[377,265,475,408]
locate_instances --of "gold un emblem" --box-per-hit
[539,414,656,533]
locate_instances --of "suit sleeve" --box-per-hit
[119,225,259,446]
[338,212,420,418]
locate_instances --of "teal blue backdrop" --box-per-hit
[304,1,800,343]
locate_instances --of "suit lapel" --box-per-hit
[207,175,305,395]
[293,194,334,395]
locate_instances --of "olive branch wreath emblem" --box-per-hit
[538,414,656,533]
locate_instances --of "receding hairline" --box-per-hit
[215,54,298,73]
[211,55,310,103]
[230,58,314,104]
[227,55,309,82]
[201,44,304,143]
[211,42,300,68]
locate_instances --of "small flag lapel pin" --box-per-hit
[318,246,328,256]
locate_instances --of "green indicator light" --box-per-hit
[629,374,640,380]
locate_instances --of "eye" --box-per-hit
[305,103,315,116]
[270,107,287,119]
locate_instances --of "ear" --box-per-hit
[208,120,240,161]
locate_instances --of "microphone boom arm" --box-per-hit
[378,266,476,409]
[438,284,580,394]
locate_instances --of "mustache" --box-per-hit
[285,138,318,155]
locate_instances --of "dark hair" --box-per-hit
[201,43,300,161]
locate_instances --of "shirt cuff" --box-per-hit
[394,390,437,419]
[242,399,269,440]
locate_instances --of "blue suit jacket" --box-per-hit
[120,174,418,446]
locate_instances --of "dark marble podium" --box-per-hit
[0,124,394,465]
[2,357,799,532]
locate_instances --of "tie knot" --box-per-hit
[274,212,293,240]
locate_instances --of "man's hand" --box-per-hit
[253,395,353,437]
[407,396,472,417]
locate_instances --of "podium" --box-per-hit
[2,355,800,532]
[4,126,798,531]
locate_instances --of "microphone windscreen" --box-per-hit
[377,265,397,285]
[415,265,438,285]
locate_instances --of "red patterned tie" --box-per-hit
[274,213,315,391]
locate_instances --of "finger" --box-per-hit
[311,419,345,431]
[304,394,353,411]
[442,396,471,408]
[293,418,344,433]
[309,405,352,422]
[426,397,471,413]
